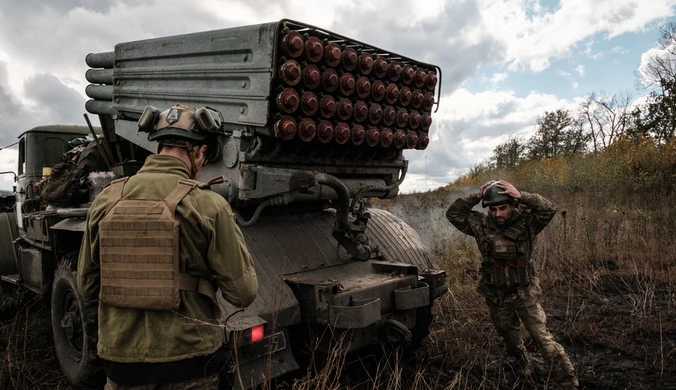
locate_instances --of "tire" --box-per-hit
[51,254,104,388]
[405,305,433,355]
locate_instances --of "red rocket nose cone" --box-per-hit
[317,120,334,143]
[381,128,393,148]
[282,31,304,58]
[274,116,297,140]
[358,52,374,75]
[335,122,351,145]
[298,118,316,142]
[342,48,358,71]
[305,37,323,62]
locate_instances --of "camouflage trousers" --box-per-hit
[104,374,219,390]
[484,279,578,388]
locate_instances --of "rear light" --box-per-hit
[251,324,264,343]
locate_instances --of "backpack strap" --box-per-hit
[178,274,217,303]
[105,177,130,215]
[164,179,201,215]
[165,179,218,303]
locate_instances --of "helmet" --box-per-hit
[482,182,513,207]
[137,104,223,143]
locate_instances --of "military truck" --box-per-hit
[0,19,447,389]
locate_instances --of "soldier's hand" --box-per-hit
[496,180,521,199]
[477,180,496,198]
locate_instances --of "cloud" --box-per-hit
[0,149,17,191]
[400,88,574,191]
[586,44,631,60]
[575,64,585,77]
[482,72,508,86]
[556,67,582,88]
[480,0,676,71]
[0,62,30,146]
[0,61,86,148]
[0,0,673,192]
[23,73,87,124]
[637,44,676,86]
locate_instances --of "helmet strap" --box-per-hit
[158,140,200,179]
[185,140,200,179]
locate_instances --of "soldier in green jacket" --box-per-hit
[78,105,258,389]
[446,180,578,389]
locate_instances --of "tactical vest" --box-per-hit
[98,177,216,311]
[479,218,534,288]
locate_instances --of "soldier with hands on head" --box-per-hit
[78,104,258,390]
[446,180,578,389]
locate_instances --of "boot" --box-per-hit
[513,353,533,377]
[556,373,579,390]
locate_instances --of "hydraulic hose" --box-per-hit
[349,164,408,212]
[234,200,271,227]
[313,172,350,235]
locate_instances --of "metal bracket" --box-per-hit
[329,297,381,328]
[394,283,430,311]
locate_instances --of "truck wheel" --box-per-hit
[51,256,104,388]
[406,305,433,354]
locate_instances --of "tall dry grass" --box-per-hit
[368,136,676,389]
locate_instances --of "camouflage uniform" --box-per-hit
[446,192,577,388]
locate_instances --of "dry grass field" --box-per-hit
[1,138,675,389]
[370,185,676,390]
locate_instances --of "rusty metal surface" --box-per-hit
[276,88,299,114]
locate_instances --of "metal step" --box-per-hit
[0,274,20,284]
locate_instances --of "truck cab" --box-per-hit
[1,125,92,293]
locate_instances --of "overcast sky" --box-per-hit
[0,0,674,192]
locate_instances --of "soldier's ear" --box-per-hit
[197,144,208,160]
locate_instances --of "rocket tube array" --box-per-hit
[275,29,437,150]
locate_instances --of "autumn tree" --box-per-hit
[633,78,676,143]
[632,23,676,143]
[492,136,526,169]
[579,92,633,151]
[638,22,676,89]
[527,109,588,159]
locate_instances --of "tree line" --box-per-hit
[488,23,676,171]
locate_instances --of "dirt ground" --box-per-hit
[1,268,674,390]
[420,273,676,390]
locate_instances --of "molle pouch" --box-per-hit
[491,236,516,260]
[481,260,494,284]
[507,265,518,287]
[492,261,506,287]
[516,258,531,286]
[99,178,217,311]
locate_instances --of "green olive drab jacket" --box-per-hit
[77,154,258,363]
